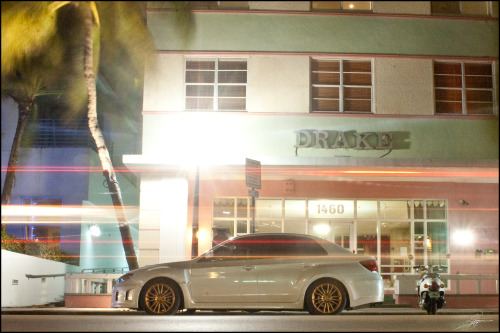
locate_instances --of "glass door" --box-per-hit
[308,220,353,250]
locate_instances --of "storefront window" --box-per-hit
[256,199,282,218]
[213,198,235,218]
[237,198,248,217]
[426,200,447,219]
[212,220,233,239]
[284,220,306,234]
[284,200,306,218]
[308,220,332,240]
[380,221,411,288]
[256,220,282,233]
[427,222,448,267]
[380,200,410,219]
[414,201,424,219]
[356,200,377,218]
[357,221,377,257]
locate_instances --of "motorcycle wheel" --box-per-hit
[427,300,437,315]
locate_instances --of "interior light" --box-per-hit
[196,228,208,243]
[89,224,101,237]
[313,224,330,235]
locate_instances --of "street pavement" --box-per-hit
[1,306,498,316]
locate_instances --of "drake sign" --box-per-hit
[295,130,393,150]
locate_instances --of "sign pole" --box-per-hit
[246,159,261,234]
[250,188,256,233]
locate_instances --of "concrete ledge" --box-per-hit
[64,294,112,308]
[395,294,499,308]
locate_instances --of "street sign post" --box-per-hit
[246,159,261,233]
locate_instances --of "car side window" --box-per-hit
[266,235,328,257]
[211,236,268,260]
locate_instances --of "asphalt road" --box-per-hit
[2,312,499,332]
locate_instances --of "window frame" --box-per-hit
[434,60,496,116]
[310,58,373,114]
[184,57,248,112]
[431,1,492,17]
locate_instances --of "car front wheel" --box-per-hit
[140,278,181,315]
[306,278,347,315]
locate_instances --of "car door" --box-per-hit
[257,235,327,303]
[189,237,262,303]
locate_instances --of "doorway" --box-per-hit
[308,220,353,251]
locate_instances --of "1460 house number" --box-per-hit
[317,204,345,215]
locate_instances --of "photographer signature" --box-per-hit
[454,313,494,331]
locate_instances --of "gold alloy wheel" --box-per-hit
[311,282,343,314]
[144,282,176,314]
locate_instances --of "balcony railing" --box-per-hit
[22,119,93,148]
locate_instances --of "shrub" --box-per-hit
[1,230,73,263]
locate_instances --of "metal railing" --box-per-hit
[80,267,129,274]
[65,273,122,295]
[22,119,92,148]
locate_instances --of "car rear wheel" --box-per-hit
[306,278,346,315]
[140,278,181,315]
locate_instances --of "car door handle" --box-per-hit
[242,265,256,271]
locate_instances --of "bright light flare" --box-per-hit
[453,230,474,245]
[313,224,330,235]
[1,205,139,223]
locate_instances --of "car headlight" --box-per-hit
[118,272,134,284]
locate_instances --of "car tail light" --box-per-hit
[360,259,378,272]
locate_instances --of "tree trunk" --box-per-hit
[82,5,139,271]
[1,99,34,231]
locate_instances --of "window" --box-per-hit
[266,234,328,257]
[22,197,63,249]
[185,58,247,111]
[187,2,249,10]
[213,198,249,237]
[311,1,372,12]
[311,59,372,113]
[21,119,91,148]
[434,61,495,115]
[431,1,491,16]
[210,235,268,259]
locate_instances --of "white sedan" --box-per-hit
[111,233,384,315]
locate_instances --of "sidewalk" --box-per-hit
[2,306,498,316]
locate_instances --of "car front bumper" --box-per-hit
[111,282,142,309]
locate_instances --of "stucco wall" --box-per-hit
[1,250,78,307]
[248,55,310,113]
[148,11,499,57]
[374,58,434,115]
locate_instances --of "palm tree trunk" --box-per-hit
[82,5,139,271]
[1,99,34,231]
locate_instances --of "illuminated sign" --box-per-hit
[295,130,393,150]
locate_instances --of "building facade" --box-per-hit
[123,1,499,293]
